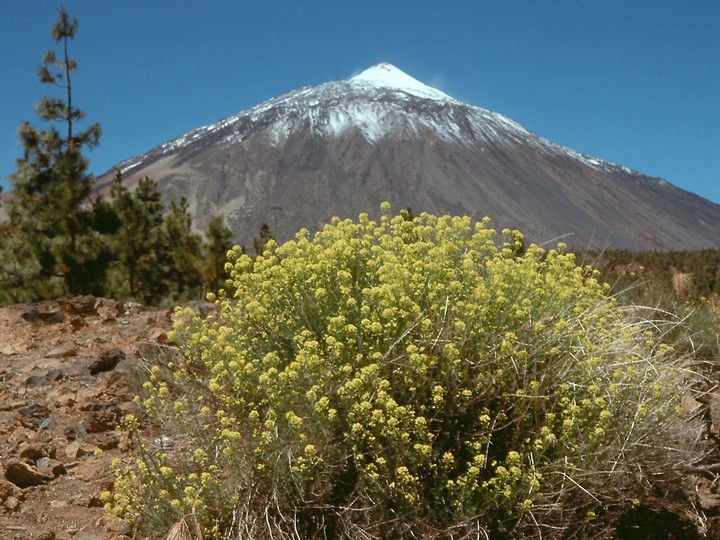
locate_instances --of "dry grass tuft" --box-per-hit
[671,266,694,303]
[166,510,203,540]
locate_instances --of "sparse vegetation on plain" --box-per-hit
[107,205,702,539]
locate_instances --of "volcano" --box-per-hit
[97,63,720,251]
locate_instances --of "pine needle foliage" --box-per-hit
[4,7,108,298]
[0,9,233,306]
[202,215,234,295]
[106,173,168,303]
[109,205,698,538]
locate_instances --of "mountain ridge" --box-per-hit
[97,63,720,251]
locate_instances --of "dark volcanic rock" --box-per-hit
[35,457,66,478]
[21,308,66,325]
[83,403,122,433]
[18,443,52,461]
[88,349,126,375]
[3,459,54,488]
[59,295,98,317]
[18,403,51,430]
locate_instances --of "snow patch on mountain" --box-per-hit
[349,63,455,102]
[126,62,633,178]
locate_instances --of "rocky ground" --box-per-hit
[0,296,174,540]
[2,296,720,539]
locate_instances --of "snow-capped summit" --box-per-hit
[349,62,454,101]
[101,63,720,252]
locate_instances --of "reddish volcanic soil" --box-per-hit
[0,296,174,540]
[1,296,720,539]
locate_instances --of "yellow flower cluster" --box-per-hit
[110,204,689,538]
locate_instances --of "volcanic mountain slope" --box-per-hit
[98,63,720,251]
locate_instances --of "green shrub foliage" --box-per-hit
[110,205,695,538]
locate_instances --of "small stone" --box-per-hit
[64,441,93,460]
[88,349,125,375]
[3,458,54,488]
[18,403,51,429]
[95,432,120,451]
[124,301,145,314]
[95,298,124,318]
[60,295,98,316]
[26,368,63,386]
[0,477,22,500]
[38,417,55,431]
[108,521,133,537]
[19,442,51,461]
[151,328,169,342]
[21,308,66,324]
[4,495,20,511]
[70,317,85,330]
[46,345,77,359]
[64,424,87,441]
[36,457,66,478]
[68,492,92,507]
[83,403,122,433]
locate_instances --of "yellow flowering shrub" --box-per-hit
[110,205,695,538]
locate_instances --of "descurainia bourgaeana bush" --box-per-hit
[108,204,697,539]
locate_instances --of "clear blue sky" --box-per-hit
[2,1,719,203]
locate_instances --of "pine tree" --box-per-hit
[164,197,204,301]
[107,173,168,303]
[203,214,234,295]
[6,7,108,298]
[0,214,27,303]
